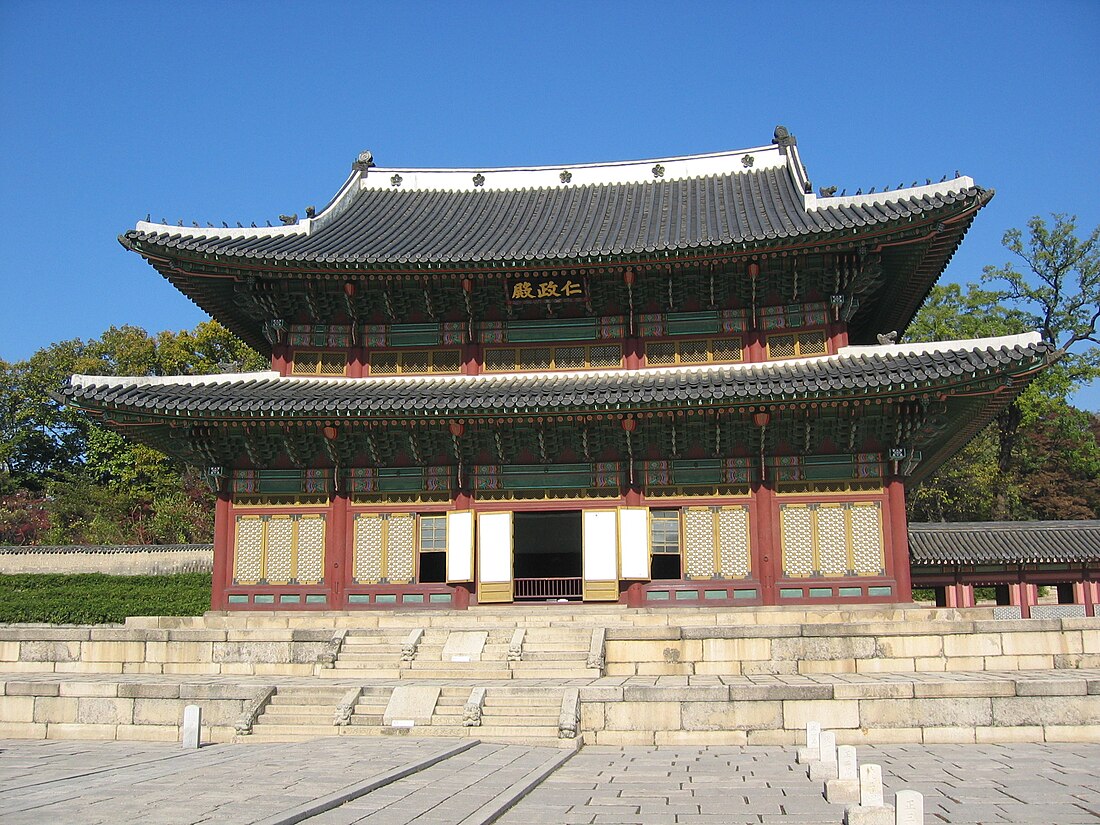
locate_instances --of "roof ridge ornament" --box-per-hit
[772,125,797,150]
[353,150,376,171]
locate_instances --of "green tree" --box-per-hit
[979,215,1100,518]
[1,321,263,545]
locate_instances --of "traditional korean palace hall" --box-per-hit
[63,127,1052,612]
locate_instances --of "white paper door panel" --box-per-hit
[446,511,474,582]
[583,510,618,581]
[618,508,649,579]
[477,512,512,583]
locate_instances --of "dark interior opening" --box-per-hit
[651,553,682,580]
[1057,583,1076,604]
[934,587,948,607]
[419,552,446,583]
[513,511,582,579]
[994,584,1011,606]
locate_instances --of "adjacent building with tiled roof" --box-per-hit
[62,126,1053,611]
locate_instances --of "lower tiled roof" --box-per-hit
[909,521,1100,565]
[61,335,1048,420]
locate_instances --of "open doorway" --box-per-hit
[512,511,582,600]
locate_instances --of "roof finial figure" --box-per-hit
[819,186,837,197]
[279,214,298,225]
[353,150,376,171]
[877,331,898,345]
[305,206,316,218]
[772,125,796,149]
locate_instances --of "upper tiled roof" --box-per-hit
[909,521,1100,565]
[120,140,987,268]
[63,334,1048,420]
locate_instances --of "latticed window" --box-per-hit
[291,350,347,376]
[369,349,462,375]
[766,330,828,360]
[483,344,623,372]
[644,337,743,366]
[779,501,884,578]
[650,510,681,554]
[232,514,326,584]
[419,514,447,551]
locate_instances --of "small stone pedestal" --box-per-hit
[827,744,860,804]
[844,804,895,825]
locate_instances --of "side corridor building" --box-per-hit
[62,127,1050,611]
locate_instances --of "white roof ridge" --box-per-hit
[838,331,1041,358]
[805,176,977,211]
[67,333,1041,391]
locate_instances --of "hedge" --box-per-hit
[0,573,210,624]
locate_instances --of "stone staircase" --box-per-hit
[248,685,347,741]
[510,627,597,679]
[477,689,564,744]
[404,628,513,678]
[320,629,407,679]
[339,686,393,735]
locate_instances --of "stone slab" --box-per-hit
[441,631,488,662]
[383,684,441,726]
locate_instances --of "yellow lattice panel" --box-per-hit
[263,517,293,584]
[386,514,416,583]
[296,515,326,583]
[816,505,848,576]
[850,502,884,575]
[233,517,264,584]
[768,335,797,359]
[431,350,462,373]
[645,342,677,366]
[678,339,710,365]
[519,347,552,370]
[555,346,586,369]
[780,504,814,578]
[799,330,827,355]
[369,352,400,375]
[712,338,743,362]
[589,345,622,368]
[717,506,750,578]
[484,348,516,371]
[354,514,385,583]
[683,508,714,580]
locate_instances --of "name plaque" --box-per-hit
[506,275,585,302]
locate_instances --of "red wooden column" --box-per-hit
[1075,581,1097,617]
[885,478,913,602]
[211,493,233,610]
[1010,582,1037,618]
[753,482,779,604]
[327,493,349,609]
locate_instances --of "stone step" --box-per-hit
[475,724,561,739]
[264,704,334,717]
[257,712,337,727]
[347,714,384,726]
[484,690,563,704]
[246,723,338,738]
[400,668,513,679]
[511,668,598,679]
[322,666,400,678]
[482,706,559,718]
[515,651,587,661]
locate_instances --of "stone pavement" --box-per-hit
[1,738,1099,824]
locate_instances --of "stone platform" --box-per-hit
[1,604,1098,746]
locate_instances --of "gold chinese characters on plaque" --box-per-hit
[506,276,585,302]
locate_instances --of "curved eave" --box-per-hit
[61,338,1051,426]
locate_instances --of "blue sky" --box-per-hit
[2,1,1098,408]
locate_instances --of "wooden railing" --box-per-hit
[513,577,583,601]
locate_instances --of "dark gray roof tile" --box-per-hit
[910,521,1100,565]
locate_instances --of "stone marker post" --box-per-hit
[826,744,860,804]
[797,720,822,763]
[809,730,839,781]
[843,764,894,825]
[182,704,201,749]
[860,764,884,807]
[895,790,924,825]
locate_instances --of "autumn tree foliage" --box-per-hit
[0,321,265,545]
